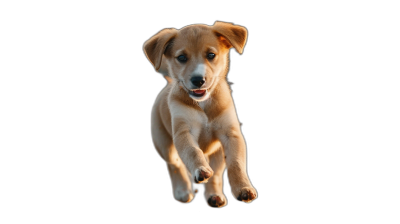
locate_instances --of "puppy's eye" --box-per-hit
[177,55,187,62]
[207,53,215,60]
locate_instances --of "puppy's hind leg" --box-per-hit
[205,148,227,208]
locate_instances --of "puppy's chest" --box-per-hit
[197,114,221,155]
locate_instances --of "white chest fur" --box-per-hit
[196,100,221,155]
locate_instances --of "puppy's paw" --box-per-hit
[207,194,227,208]
[236,187,257,203]
[174,190,197,204]
[194,166,213,183]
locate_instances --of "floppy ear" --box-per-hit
[212,21,248,54]
[143,28,177,70]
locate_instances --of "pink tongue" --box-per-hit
[194,90,206,94]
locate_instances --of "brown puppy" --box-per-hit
[143,21,257,207]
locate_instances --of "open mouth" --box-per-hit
[179,80,211,101]
[189,89,207,97]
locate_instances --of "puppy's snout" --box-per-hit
[191,76,205,88]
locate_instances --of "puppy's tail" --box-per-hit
[158,55,172,83]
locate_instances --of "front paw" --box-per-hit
[236,187,257,203]
[207,194,227,208]
[194,166,213,183]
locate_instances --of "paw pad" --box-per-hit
[194,167,213,183]
[236,187,257,203]
[207,195,226,207]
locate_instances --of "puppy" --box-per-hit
[143,21,257,207]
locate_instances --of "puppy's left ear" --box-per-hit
[212,21,248,54]
[143,28,177,70]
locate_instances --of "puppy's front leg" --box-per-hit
[217,112,257,203]
[171,103,213,183]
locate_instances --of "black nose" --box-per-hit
[191,76,205,88]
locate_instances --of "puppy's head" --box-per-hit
[144,21,247,102]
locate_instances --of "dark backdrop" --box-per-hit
[57,13,350,216]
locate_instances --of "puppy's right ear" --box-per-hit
[143,28,177,71]
[212,21,247,54]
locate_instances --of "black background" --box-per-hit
[49,11,356,219]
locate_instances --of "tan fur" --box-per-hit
[144,21,257,207]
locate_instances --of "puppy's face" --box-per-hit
[144,22,247,102]
[165,26,229,101]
